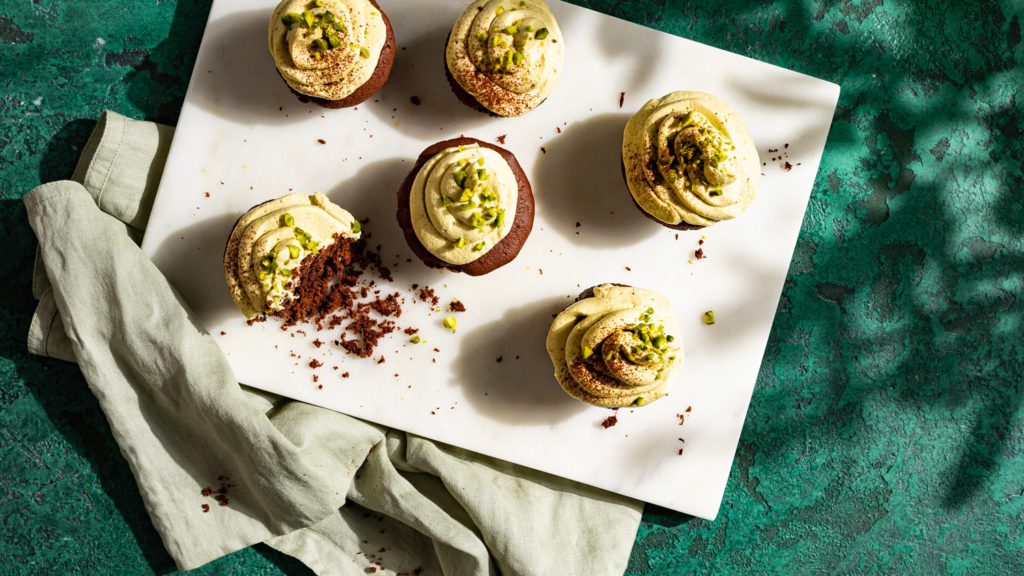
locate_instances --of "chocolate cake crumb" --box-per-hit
[267,237,402,359]
[404,327,419,335]
[410,96,421,105]
[540,147,547,154]
[496,356,503,363]
[201,504,210,513]
[676,413,686,425]
[449,300,466,312]
[497,134,507,144]
[204,192,211,198]
[784,162,793,171]
[313,375,319,383]
[686,406,692,413]
[418,288,439,306]
[313,339,323,348]
[342,372,350,378]
[317,138,327,145]
[695,248,705,260]
[619,91,625,108]
[220,331,227,336]
[601,415,618,429]
[309,359,323,369]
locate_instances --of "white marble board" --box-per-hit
[141,0,840,519]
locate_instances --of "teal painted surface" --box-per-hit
[1,0,1022,574]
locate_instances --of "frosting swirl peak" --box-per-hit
[546,284,683,408]
[446,0,564,116]
[623,91,760,227]
[409,143,519,265]
[269,0,387,101]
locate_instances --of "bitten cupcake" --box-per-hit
[546,284,683,408]
[622,91,760,229]
[268,0,395,108]
[445,0,564,116]
[224,192,361,318]
[397,137,535,276]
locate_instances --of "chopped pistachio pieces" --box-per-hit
[582,345,594,359]
[360,46,370,58]
[703,310,716,325]
[281,213,295,227]
[443,316,457,332]
[409,335,422,344]
[351,220,362,233]
[476,31,488,42]
[535,27,549,40]
[288,245,301,259]
[709,189,723,197]
[455,237,467,248]
[634,397,647,406]
[281,12,302,26]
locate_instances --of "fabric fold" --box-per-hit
[25,111,643,574]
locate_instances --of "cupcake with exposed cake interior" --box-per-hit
[546,284,683,408]
[269,0,396,108]
[622,91,760,229]
[224,192,361,318]
[445,0,564,116]
[397,137,535,276]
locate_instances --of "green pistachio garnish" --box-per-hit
[257,270,269,281]
[455,237,467,248]
[582,345,594,359]
[453,170,468,187]
[634,397,647,406]
[409,335,421,344]
[495,6,505,15]
[535,27,549,40]
[495,208,505,228]
[288,245,301,259]
[703,310,716,325]
[281,213,295,227]
[502,25,519,35]
[302,10,316,28]
[443,316,457,332]
[511,50,523,66]
[281,12,303,26]
[473,242,486,252]
[360,46,370,59]
[310,0,324,7]
[709,190,723,197]
[280,267,292,277]
[476,32,488,42]
[351,220,362,233]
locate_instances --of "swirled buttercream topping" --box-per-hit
[623,91,760,227]
[224,192,360,318]
[269,0,386,101]
[546,284,683,408]
[409,143,518,265]
[446,0,564,116]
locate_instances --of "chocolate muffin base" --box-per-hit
[286,0,397,109]
[574,283,632,303]
[397,137,535,276]
[620,160,705,231]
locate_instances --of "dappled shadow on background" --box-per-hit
[596,0,1024,572]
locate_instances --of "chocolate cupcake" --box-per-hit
[269,0,395,108]
[224,192,361,318]
[622,91,760,229]
[445,0,564,117]
[546,284,683,408]
[397,137,534,276]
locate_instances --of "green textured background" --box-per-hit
[2,0,1022,574]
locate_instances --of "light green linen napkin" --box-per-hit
[25,111,642,575]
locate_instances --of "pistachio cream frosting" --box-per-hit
[224,192,360,318]
[623,91,761,227]
[546,284,683,408]
[446,0,564,116]
[268,0,387,101]
[409,143,518,265]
